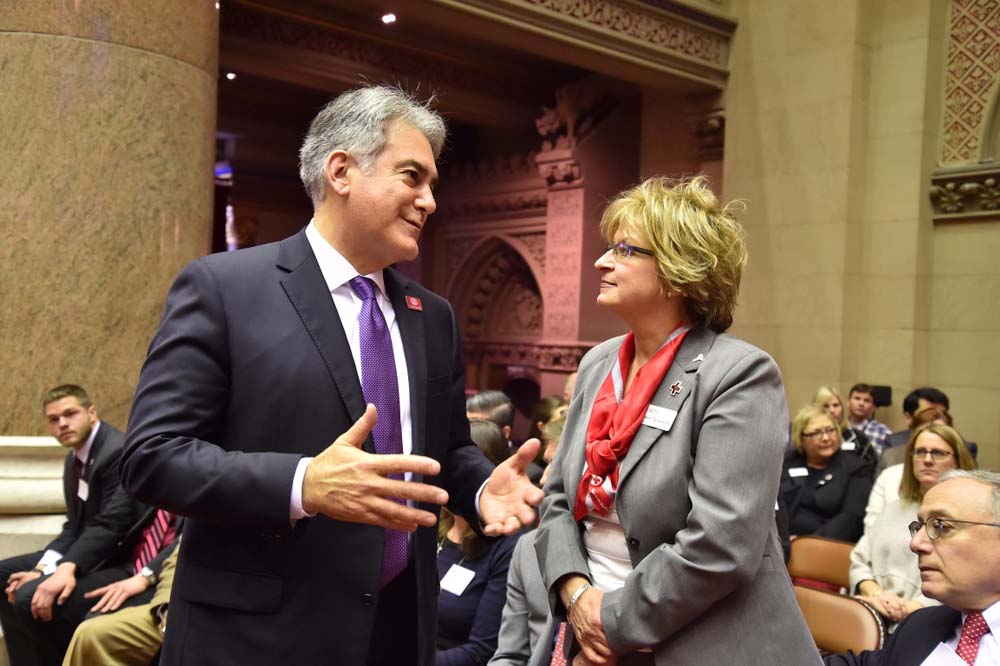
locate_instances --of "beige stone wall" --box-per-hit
[721,0,997,468]
[0,2,219,434]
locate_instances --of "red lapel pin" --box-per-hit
[405,295,423,311]
[669,381,683,396]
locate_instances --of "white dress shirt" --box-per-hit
[923,600,1000,665]
[289,221,412,519]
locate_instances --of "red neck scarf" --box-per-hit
[573,327,689,520]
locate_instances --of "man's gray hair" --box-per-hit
[937,469,1000,519]
[298,85,446,206]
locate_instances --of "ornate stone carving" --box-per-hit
[535,77,625,152]
[460,246,542,339]
[939,0,1000,165]
[438,192,548,218]
[510,232,547,272]
[929,166,1000,219]
[462,341,589,371]
[523,0,728,67]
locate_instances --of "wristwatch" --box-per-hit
[140,566,159,587]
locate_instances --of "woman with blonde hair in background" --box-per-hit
[812,385,875,468]
[849,423,976,628]
[781,404,873,542]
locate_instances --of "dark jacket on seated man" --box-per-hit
[780,449,873,542]
[824,603,963,665]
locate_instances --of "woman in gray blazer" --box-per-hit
[533,176,819,666]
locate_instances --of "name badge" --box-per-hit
[77,479,89,501]
[841,441,856,451]
[788,467,808,478]
[643,405,678,432]
[440,563,475,596]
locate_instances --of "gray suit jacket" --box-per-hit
[534,327,821,665]
[489,531,552,666]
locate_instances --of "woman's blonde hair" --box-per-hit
[899,423,977,503]
[600,175,748,332]
[790,405,840,455]
[812,385,847,430]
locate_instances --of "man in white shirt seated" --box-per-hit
[825,469,1000,665]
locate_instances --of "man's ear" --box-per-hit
[325,150,352,197]
[904,412,915,428]
[502,425,512,442]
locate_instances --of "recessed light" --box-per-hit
[381,13,396,24]
[226,72,236,80]
[215,2,220,8]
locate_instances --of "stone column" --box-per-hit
[0,2,219,433]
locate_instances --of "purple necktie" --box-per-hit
[349,276,408,587]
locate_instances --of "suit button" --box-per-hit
[362,593,375,607]
[627,538,640,549]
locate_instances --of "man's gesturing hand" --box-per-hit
[480,438,545,536]
[302,404,448,531]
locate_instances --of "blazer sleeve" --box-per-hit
[533,346,610,617]
[489,537,534,666]
[437,535,518,666]
[61,447,139,574]
[599,348,791,653]
[121,259,302,528]
[815,459,872,542]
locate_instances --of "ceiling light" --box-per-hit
[226,72,236,80]
[381,13,396,24]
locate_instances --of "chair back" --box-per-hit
[787,535,854,590]
[794,585,885,655]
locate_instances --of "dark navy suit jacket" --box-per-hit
[122,229,493,666]
[824,605,962,665]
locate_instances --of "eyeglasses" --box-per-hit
[908,517,1000,540]
[802,426,839,440]
[606,242,655,261]
[912,448,954,462]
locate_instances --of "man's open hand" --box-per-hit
[480,438,545,535]
[31,562,76,621]
[302,405,448,531]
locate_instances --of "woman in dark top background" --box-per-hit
[436,419,519,666]
[781,404,873,542]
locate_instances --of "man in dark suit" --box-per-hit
[0,385,141,666]
[825,470,1000,665]
[120,85,543,666]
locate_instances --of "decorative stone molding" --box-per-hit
[464,341,590,371]
[438,192,548,218]
[929,165,1000,220]
[438,153,549,219]
[510,231,547,272]
[461,246,542,339]
[523,0,729,67]
[939,0,1000,166]
[0,437,66,515]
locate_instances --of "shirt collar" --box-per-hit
[76,420,100,465]
[305,220,388,299]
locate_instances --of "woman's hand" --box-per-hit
[560,577,613,665]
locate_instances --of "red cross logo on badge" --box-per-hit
[590,475,604,486]
[405,296,423,311]
[669,381,682,396]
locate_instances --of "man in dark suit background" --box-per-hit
[0,385,142,666]
[121,85,542,666]
[825,470,1000,665]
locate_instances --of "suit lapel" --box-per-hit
[277,231,369,449]
[385,269,427,457]
[618,328,717,487]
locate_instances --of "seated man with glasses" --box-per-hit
[826,469,1000,665]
